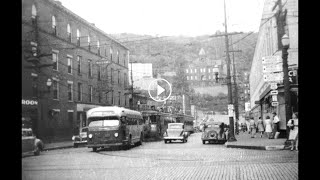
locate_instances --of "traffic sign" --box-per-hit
[272,102,279,106]
[270,90,278,95]
[272,95,277,102]
[262,63,283,73]
[263,72,283,82]
[270,83,278,90]
[228,109,234,117]
[228,104,234,110]
[262,56,282,64]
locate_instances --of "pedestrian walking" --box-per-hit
[271,112,280,139]
[249,117,256,138]
[264,116,272,138]
[256,117,265,138]
[287,112,298,151]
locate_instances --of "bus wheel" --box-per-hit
[92,147,97,152]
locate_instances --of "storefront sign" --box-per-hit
[262,63,283,73]
[22,99,38,106]
[271,102,279,106]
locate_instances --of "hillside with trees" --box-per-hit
[111,32,257,113]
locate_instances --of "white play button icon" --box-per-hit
[148,78,172,102]
[157,84,165,96]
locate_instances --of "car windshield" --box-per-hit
[168,124,183,129]
[22,130,33,137]
[88,120,119,127]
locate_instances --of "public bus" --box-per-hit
[86,106,144,152]
[176,114,195,135]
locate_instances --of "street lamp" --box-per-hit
[281,34,291,138]
[46,78,52,91]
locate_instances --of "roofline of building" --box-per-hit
[47,0,130,50]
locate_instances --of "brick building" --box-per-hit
[22,0,130,141]
[249,0,298,136]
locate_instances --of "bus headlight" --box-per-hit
[88,134,93,138]
[114,133,118,137]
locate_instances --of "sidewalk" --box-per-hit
[225,131,287,150]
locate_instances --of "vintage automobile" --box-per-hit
[72,126,88,148]
[201,121,227,144]
[163,123,188,143]
[22,128,44,156]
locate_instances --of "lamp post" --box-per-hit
[281,34,291,138]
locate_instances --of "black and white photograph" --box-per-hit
[22,0,299,179]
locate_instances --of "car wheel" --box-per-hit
[202,140,206,144]
[169,140,172,143]
[74,144,78,148]
[92,147,97,152]
[183,139,186,143]
[34,145,40,156]
[164,140,167,144]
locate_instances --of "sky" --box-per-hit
[58,0,265,37]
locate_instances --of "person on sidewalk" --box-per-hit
[256,117,265,138]
[249,117,256,138]
[287,112,299,151]
[264,116,272,138]
[271,112,280,139]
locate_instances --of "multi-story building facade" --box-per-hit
[185,60,224,87]
[22,0,130,141]
[249,0,298,136]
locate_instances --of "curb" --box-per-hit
[225,143,285,151]
[43,145,74,151]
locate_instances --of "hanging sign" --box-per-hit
[272,95,278,102]
[271,102,279,106]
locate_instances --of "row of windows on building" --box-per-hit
[186,74,219,81]
[30,4,127,66]
[32,77,126,106]
[30,42,128,86]
[186,68,219,74]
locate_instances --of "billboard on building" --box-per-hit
[245,102,251,112]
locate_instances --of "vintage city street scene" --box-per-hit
[22,0,299,179]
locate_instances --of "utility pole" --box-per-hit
[208,1,242,141]
[229,35,242,135]
[223,0,235,141]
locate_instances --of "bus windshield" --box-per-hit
[88,116,120,127]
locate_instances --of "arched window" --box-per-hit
[76,29,80,46]
[52,16,57,35]
[117,50,119,64]
[110,47,113,61]
[67,24,71,42]
[31,4,37,25]
[97,40,100,55]
[88,35,91,50]
[31,5,37,18]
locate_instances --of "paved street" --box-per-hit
[22,133,298,180]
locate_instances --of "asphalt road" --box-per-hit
[22,132,298,180]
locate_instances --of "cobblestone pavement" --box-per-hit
[22,133,298,180]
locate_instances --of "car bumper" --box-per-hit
[164,137,185,140]
[73,140,87,144]
[87,142,124,148]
